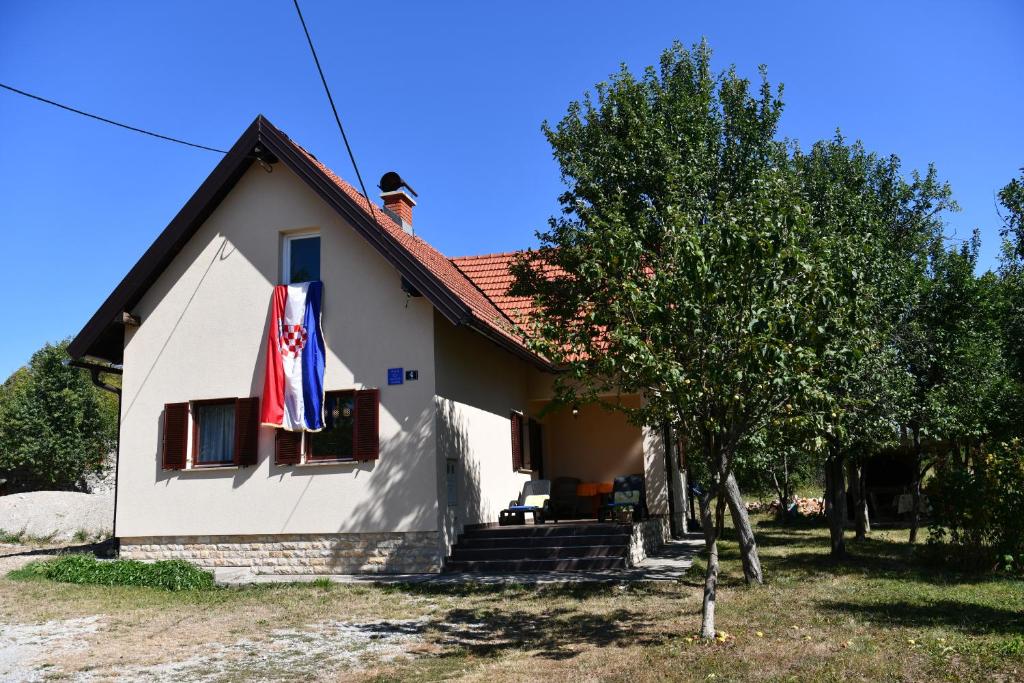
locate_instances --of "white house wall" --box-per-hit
[116,163,439,539]
[433,312,533,541]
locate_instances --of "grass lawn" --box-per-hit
[2,517,1021,682]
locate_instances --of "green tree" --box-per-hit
[998,167,1024,261]
[897,234,1010,542]
[997,169,1024,390]
[0,340,117,492]
[791,139,957,554]
[510,41,848,638]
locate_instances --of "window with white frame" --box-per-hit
[283,233,321,284]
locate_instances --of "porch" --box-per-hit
[522,397,685,532]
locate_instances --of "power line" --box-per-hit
[291,0,373,211]
[0,82,228,153]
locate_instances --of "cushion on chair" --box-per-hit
[522,494,550,508]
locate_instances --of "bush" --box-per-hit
[13,555,215,591]
[927,438,1024,573]
[0,340,118,492]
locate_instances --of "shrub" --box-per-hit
[0,341,118,492]
[927,438,1024,573]
[13,555,215,591]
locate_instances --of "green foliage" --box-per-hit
[998,167,1024,260]
[996,171,1024,394]
[11,555,215,591]
[927,439,1024,573]
[0,340,117,492]
[900,236,1013,443]
[511,41,843,488]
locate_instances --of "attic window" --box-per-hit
[283,233,320,284]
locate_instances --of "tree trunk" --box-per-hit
[771,452,792,522]
[848,460,870,540]
[826,448,846,558]
[909,426,922,544]
[698,489,719,639]
[725,472,763,584]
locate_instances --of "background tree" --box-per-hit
[897,233,1009,542]
[997,168,1024,393]
[925,168,1024,572]
[0,340,117,492]
[511,41,849,638]
[787,139,957,554]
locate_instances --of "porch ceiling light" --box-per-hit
[571,406,580,418]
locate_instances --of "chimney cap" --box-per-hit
[378,171,418,197]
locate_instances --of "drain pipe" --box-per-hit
[66,359,122,548]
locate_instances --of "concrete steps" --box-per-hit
[445,523,631,573]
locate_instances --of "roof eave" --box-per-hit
[68,117,263,362]
[70,115,548,369]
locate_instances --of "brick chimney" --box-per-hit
[380,190,416,234]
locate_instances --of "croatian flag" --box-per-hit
[260,281,326,431]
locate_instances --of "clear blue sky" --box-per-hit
[1,1,1022,379]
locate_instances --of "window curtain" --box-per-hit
[198,404,235,463]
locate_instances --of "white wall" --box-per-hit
[433,312,534,540]
[643,425,670,515]
[117,164,439,537]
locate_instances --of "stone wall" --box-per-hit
[627,516,670,566]
[120,531,443,575]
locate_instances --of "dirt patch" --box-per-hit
[114,619,428,681]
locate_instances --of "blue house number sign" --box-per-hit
[387,368,404,385]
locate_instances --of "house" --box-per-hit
[68,116,687,574]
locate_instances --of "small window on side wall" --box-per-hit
[273,389,380,465]
[283,233,320,284]
[308,391,356,460]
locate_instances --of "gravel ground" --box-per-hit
[0,491,113,542]
[0,614,427,682]
[0,615,102,682]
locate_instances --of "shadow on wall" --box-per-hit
[124,238,236,426]
[644,427,669,517]
[303,403,448,570]
[436,398,488,535]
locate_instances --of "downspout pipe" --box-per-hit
[65,359,123,548]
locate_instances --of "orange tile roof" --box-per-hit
[449,251,536,330]
[284,137,534,357]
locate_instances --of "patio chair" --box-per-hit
[498,479,552,525]
[598,474,646,523]
[547,477,582,523]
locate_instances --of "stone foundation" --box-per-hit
[119,531,443,575]
[627,516,670,566]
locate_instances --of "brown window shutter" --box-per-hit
[510,411,524,471]
[162,402,189,470]
[275,429,303,465]
[234,397,260,466]
[353,389,380,461]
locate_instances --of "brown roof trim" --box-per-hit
[68,117,263,362]
[69,115,552,371]
[254,118,474,329]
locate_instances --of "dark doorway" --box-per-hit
[528,418,545,479]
